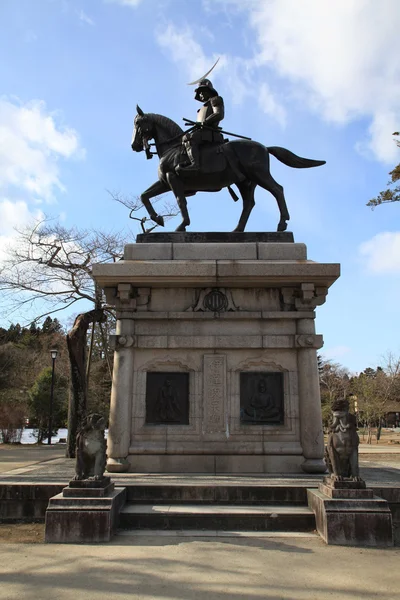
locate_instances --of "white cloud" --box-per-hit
[77,10,95,26]
[209,0,400,163]
[258,83,286,127]
[155,24,286,126]
[0,199,44,263]
[105,0,142,8]
[359,232,400,273]
[0,97,83,201]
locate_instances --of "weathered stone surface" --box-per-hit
[203,354,226,433]
[124,243,172,260]
[0,484,65,521]
[307,488,393,547]
[319,483,373,500]
[258,242,307,260]
[63,478,114,498]
[173,242,257,260]
[93,239,339,475]
[45,487,126,544]
[136,232,295,244]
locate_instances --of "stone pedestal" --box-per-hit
[45,477,126,543]
[93,233,340,474]
[308,478,394,546]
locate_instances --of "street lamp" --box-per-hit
[47,349,58,445]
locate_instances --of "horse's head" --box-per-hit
[131,105,153,152]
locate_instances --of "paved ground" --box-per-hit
[0,443,399,485]
[0,444,67,474]
[0,445,399,599]
[0,534,399,600]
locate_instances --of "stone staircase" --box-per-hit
[118,483,316,534]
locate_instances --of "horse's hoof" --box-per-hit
[153,215,164,227]
[277,220,287,232]
[175,225,187,232]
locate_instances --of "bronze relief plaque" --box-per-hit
[145,372,189,425]
[240,372,284,424]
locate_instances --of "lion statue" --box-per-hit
[73,413,107,481]
[325,398,362,481]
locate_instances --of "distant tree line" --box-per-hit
[0,317,112,444]
[319,355,400,443]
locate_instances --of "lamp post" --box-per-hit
[48,349,58,445]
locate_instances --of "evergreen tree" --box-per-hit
[28,367,68,443]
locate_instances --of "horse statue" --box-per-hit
[131,106,325,232]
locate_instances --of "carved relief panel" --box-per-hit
[145,372,189,425]
[240,372,284,425]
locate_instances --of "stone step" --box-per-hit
[125,484,309,505]
[117,529,318,539]
[119,503,315,532]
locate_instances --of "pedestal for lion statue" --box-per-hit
[307,399,393,546]
[93,232,340,475]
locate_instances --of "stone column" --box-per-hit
[297,318,326,473]
[106,286,136,473]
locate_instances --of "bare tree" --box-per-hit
[0,219,128,455]
[319,358,351,427]
[367,132,400,208]
[352,355,400,443]
[108,190,178,232]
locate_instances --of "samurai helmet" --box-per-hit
[188,58,220,101]
[194,79,218,101]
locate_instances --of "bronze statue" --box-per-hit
[177,79,224,173]
[244,378,280,422]
[73,413,107,481]
[325,399,363,481]
[132,63,326,233]
[155,378,181,422]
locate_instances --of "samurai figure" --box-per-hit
[177,78,225,173]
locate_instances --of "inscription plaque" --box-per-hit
[240,372,284,424]
[203,355,226,433]
[146,372,189,425]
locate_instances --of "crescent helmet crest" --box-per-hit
[187,57,220,86]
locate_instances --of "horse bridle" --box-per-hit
[136,116,196,160]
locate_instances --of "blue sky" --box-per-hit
[0,0,399,373]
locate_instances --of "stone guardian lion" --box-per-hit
[73,413,107,481]
[325,399,362,481]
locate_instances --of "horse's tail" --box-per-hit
[266,146,326,169]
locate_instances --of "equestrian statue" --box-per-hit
[131,59,326,232]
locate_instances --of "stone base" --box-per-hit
[94,238,340,477]
[106,457,130,473]
[301,458,327,474]
[125,453,305,474]
[63,477,114,498]
[136,231,294,244]
[45,481,126,543]
[307,484,393,547]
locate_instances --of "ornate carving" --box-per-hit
[117,283,135,305]
[281,284,328,311]
[296,334,323,349]
[73,413,107,481]
[325,399,363,482]
[109,335,136,350]
[136,287,151,311]
[295,284,328,311]
[145,372,189,424]
[115,285,151,311]
[188,288,238,312]
[240,372,284,424]
[203,355,226,433]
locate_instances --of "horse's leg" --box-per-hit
[166,172,190,231]
[232,180,256,232]
[140,180,170,227]
[249,166,290,232]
